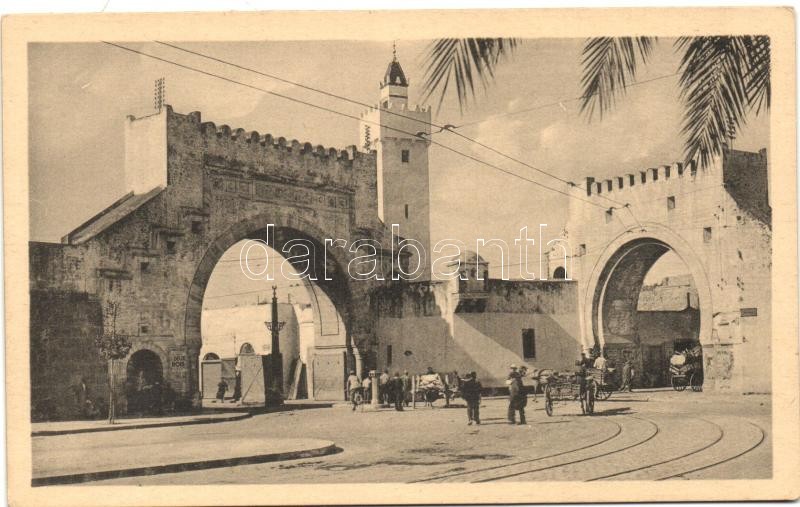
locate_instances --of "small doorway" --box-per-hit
[125,349,164,415]
[201,352,221,399]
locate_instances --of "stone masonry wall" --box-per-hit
[29,106,390,418]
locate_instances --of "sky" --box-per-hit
[28,39,769,303]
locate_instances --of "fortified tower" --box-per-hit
[552,149,771,393]
[359,48,432,280]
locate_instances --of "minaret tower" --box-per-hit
[359,43,432,280]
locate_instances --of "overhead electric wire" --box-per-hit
[150,42,682,214]
[103,41,608,210]
[153,40,450,131]
[204,282,304,299]
[152,43,688,220]
[154,40,628,209]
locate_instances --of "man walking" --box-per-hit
[461,371,482,425]
[347,370,361,410]
[507,365,527,425]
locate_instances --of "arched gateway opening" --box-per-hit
[125,349,164,415]
[186,216,359,403]
[586,231,712,389]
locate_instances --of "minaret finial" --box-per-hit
[392,40,397,61]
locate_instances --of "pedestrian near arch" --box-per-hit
[462,371,482,425]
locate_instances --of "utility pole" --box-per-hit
[265,286,285,406]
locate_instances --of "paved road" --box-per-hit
[38,390,771,485]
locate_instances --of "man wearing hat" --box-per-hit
[507,364,527,424]
[461,371,482,425]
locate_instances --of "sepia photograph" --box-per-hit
[3,7,798,506]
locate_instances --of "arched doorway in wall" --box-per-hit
[125,349,164,415]
[200,352,221,400]
[587,234,709,389]
[187,218,357,404]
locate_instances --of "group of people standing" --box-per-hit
[347,365,533,426]
[347,369,412,411]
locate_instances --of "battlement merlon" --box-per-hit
[359,103,432,145]
[582,148,768,202]
[178,107,371,163]
[361,102,432,115]
[583,160,698,197]
[124,106,377,195]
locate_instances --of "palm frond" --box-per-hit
[676,36,763,168]
[744,36,770,114]
[580,37,657,120]
[421,38,517,113]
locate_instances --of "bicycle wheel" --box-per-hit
[597,385,612,401]
[544,385,553,416]
[352,391,364,407]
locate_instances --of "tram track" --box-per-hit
[657,420,766,480]
[476,415,765,483]
[586,417,725,481]
[474,415,660,482]
[410,417,625,483]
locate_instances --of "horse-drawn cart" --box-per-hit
[669,345,703,392]
[541,368,599,416]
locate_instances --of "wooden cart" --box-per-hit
[542,370,597,416]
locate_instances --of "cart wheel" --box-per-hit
[352,391,364,407]
[690,372,703,392]
[586,384,595,415]
[671,375,687,392]
[544,385,553,416]
[425,390,438,405]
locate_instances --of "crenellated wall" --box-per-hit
[553,148,772,393]
[29,105,395,419]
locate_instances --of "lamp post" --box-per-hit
[265,286,285,406]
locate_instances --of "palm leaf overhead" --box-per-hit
[676,37,748,168]
[579,37,656,120]
[676,36,770,167]
[422,36,769,168]
[744,36,771,114]
[420,38,517,113]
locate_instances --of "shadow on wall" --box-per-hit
[30,290,107,422]
[372,281,582,386]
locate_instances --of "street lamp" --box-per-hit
[264,286,285,406]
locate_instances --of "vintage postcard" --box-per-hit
[3,7,798,506]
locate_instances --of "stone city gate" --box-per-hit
[552,148,772,393]
[29,106,396,420]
